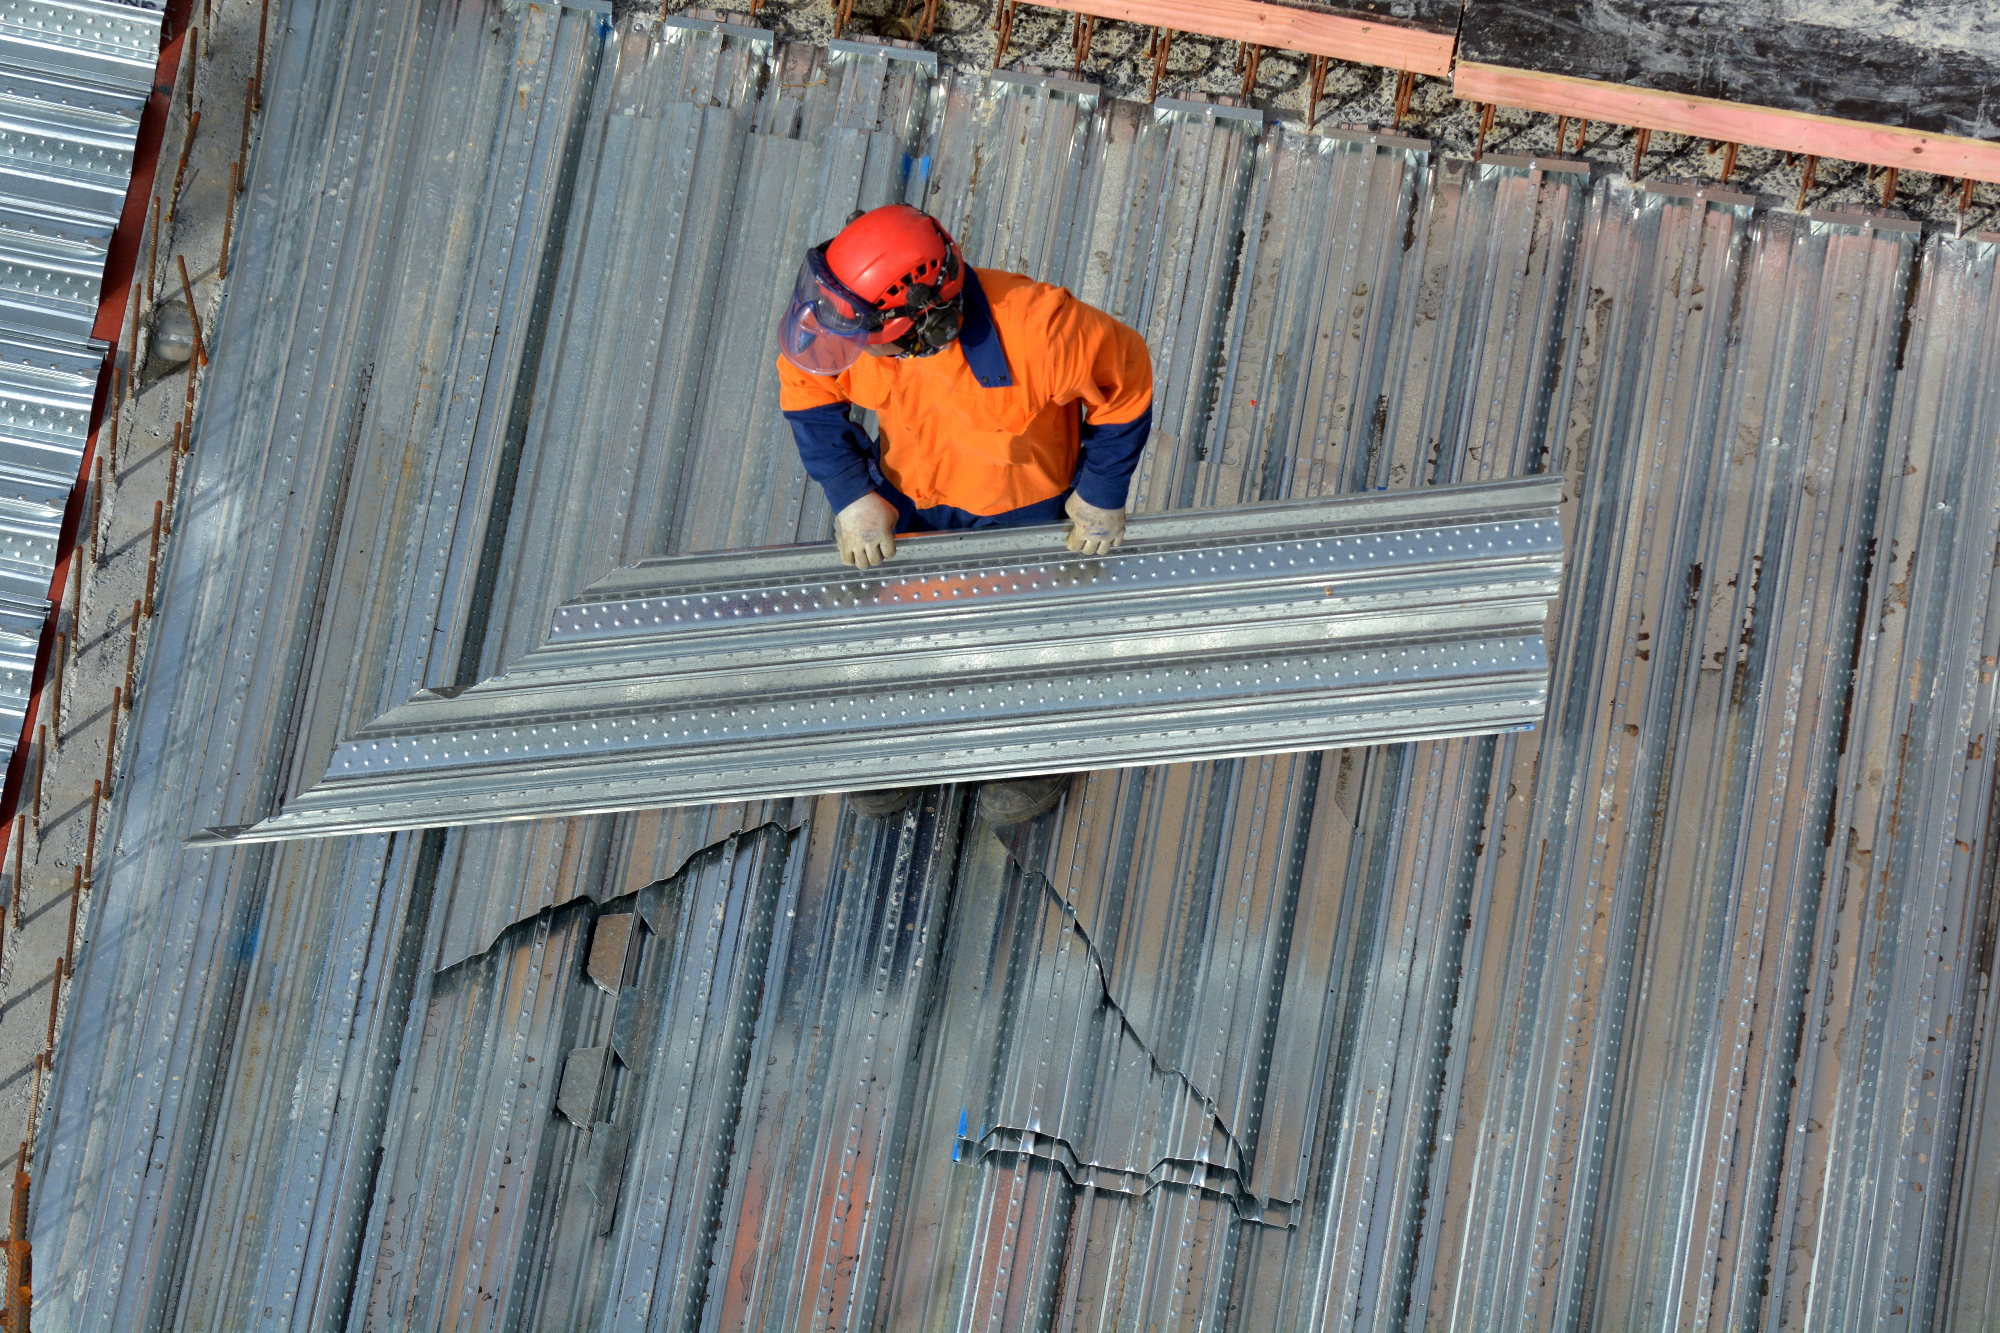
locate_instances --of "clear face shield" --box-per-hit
[779,252,878,376]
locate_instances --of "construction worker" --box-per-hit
[777,203,1154,823]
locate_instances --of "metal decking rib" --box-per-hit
[202,478,1562,840]
[29,5,2000,1331]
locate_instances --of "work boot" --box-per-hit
[847,786,921,819]
[977,774,1068,827]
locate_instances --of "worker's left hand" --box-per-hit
[1064,492,1126,556]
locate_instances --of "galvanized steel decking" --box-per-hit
[31,3,2000,1330]
[216,479,1563,839]
[0,0,158,761]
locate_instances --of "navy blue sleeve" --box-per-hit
[1074,405,1152,510]
[784,403,878,515]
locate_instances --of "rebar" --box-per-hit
[220,163,236,280]
[1070,13,1093,76]
[176,256,205,368]
[994,0,1015,69]
[146,197,159,306]
[49,632,63,738]
[1239,43,1262,101]
[24,1062,40,1156]
[168,110,199,215]
[89,458,103,565]
[125,278,141,387]
[9,1144,29,1333]
[237,78,252,187]
[102,690,119,794]
[45,950,62,1054]
[65,859,82,972]
[108,373,121,477]
[123,604,138,708]
[83,781,99,884]
[1306,55,1329,130]
[144,502,161,617]
[165,421,182,532]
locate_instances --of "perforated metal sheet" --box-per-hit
[209,479,1562,840]
[0,0,155,775]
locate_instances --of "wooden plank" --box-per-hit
[1035,0,1457,78]
[1455,61,2000,185]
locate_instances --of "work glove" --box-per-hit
[1064,491,1126,556]
[834,491,900,568]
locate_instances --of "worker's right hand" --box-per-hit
[833,492,900,568]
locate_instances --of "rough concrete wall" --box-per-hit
[1460,0,2000,141]
[1777,0,2000,53]
[1299,0,1466,28]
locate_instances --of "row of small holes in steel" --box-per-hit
[301,701,1551,822]
[520,581,1561,682]
[550,521,1561,638]
[333,638,1543,773]
[2,3,158,50]
[0,125,128,171]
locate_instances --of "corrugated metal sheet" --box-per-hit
[1430,193,1916,1333]
[222,479,1563,840]
[1785,221,2000,1333]
[38,3,608,1326]
[32,3,2000,1330]
[0,0,157,758]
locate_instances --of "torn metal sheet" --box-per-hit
[210,478,1563,841]
[949,847,1307,1226]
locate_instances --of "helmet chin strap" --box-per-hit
[887,298,962,358]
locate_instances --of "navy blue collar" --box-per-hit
[955,267,1013,388]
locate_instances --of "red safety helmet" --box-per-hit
[780,205,966,375]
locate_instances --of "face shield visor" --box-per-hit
[779,249,880,376]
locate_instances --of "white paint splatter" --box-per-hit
[1776,0,2000,56]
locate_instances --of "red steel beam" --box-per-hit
[1036,0,1456,78]
[1455,60,2000,185]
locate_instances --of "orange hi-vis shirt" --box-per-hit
[777,267,1154,516]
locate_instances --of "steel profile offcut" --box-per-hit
[202,477,1565,842]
